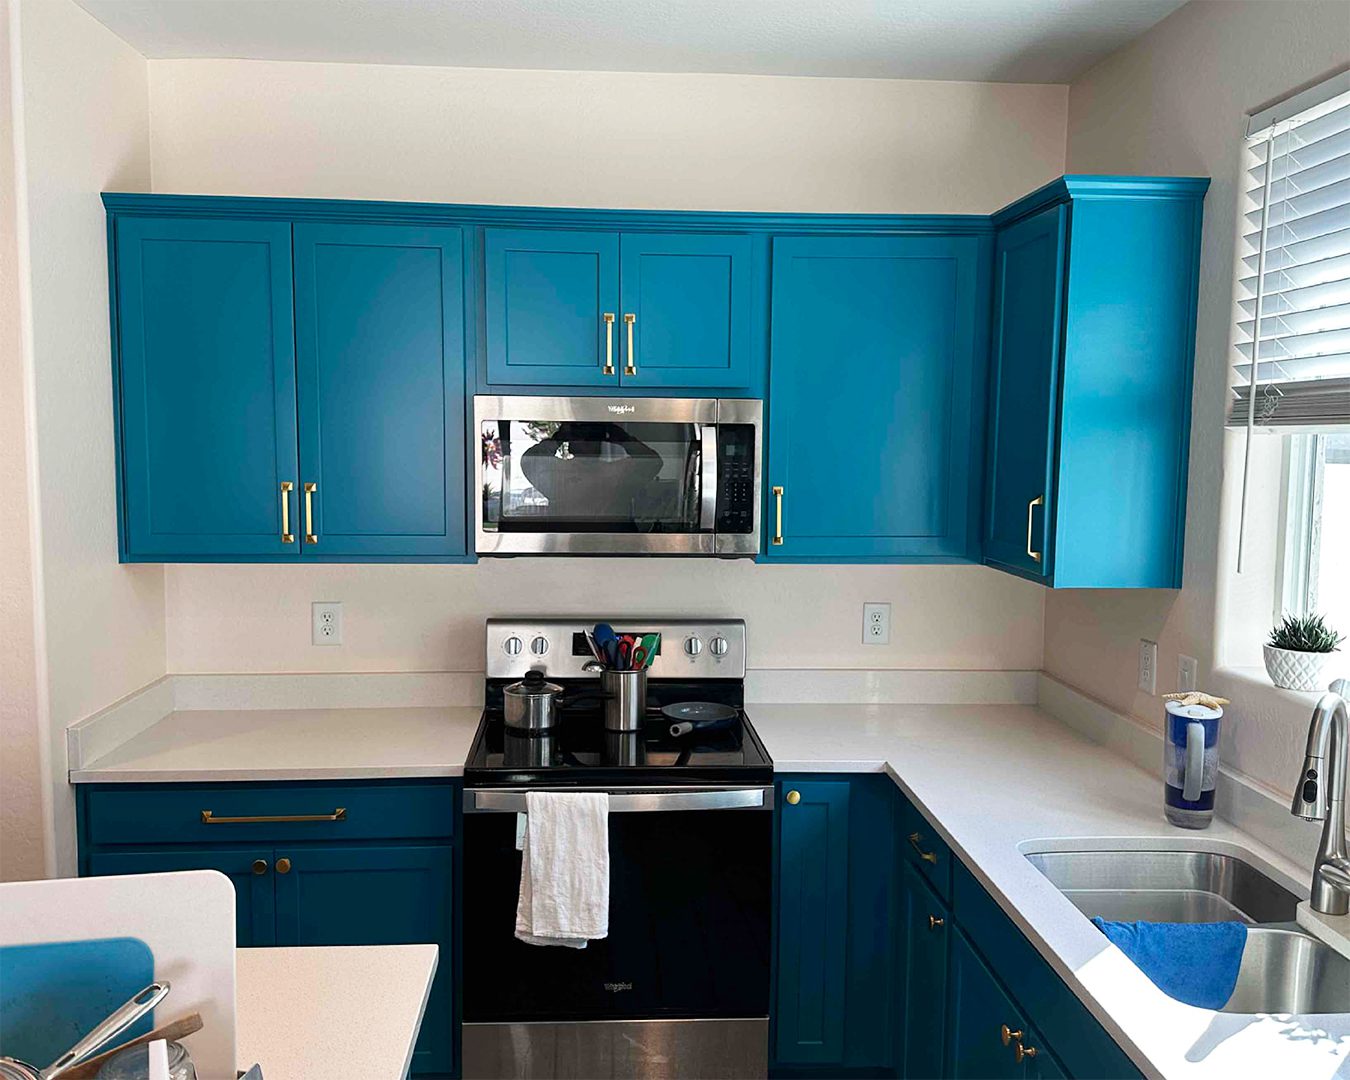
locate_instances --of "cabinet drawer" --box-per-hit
[84,782,456,846]
[900,798,953,901]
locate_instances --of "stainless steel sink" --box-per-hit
[1025,849,1350,1013]
[1228,928,1350,1013]
[1025,849,1300,924]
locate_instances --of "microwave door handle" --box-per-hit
[699,424,718,531]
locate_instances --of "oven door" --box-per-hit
[475,396,721,555]
[461,786,772,1078]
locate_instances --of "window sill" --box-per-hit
[1213,665,1331,714]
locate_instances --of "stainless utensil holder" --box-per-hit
[601,668,647,731]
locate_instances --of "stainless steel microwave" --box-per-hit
[474,396,762,556]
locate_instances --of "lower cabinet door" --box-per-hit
[948,929,1028,1079]
[1024,1028,1067,1080]
[774,781,850,1065]
[86,848,277,947]
[273,844,454,1076]
[897,861,949,1079]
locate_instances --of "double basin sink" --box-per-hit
[1026,849,1349,1014]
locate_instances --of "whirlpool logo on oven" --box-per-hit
[603,981,633,993]
[606,404,636,415]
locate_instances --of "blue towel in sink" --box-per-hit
[1091,918,1247,1009]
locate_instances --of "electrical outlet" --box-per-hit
[312,601,342,646]
[1138,639,1158,695]
[862,602,891,645]
[1177,654,1198,693]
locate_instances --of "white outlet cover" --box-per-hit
[1138,639,1157,695]
[312,601,343,646]
[862,602,891,645]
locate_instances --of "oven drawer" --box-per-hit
[84,781,456,845]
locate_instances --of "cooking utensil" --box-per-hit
[502,670,566,732]
[92,1036,194,1080]
[663,701,738,736]
[582,629,604,663]
[65,1015,202,1080]
[0,983,170,1080]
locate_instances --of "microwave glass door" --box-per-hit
[482,419,704,535]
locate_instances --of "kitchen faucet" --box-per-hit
[1292,678,1350,915]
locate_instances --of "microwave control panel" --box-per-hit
[715,425,756,534]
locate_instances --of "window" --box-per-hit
[1231,72,1350,639]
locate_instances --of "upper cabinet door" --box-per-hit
[618,233,752,388]
[484,228,620,387]
[115,217,298,560]
[293,223,467,558]
[765,235,988,560]
[984,204,1066,581]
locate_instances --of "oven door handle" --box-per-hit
[464,786,771,814]
[698,424,718,532]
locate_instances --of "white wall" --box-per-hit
[10,0,162,875]
[147,59,1067,676]
[1052,0,1350,799]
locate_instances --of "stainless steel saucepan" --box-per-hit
[0,982,171,1080]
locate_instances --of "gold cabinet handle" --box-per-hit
[275,857,292,875]
[928,914,944,930]
[602,312,616,376]
[303,482,317,544]
[1026,494,1044,563]
[623,312,636,376]
[201,808,346,824]
[785,789,801,805]
[251,858,269,875]
[908,832,938,865]
[1014,1043,1038,1064]
[1001,1025,1023,1047]
[279,481,294,544]
[772,486,784,546]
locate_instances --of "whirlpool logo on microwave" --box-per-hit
[606,404,636,415]
[603,981,633,993]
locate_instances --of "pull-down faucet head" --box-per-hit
[1292,678,1350,915]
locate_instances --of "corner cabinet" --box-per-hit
[77,780,460,1078]
[763,234,990,561]
[109,212,469,563]
[984,177,1208,588]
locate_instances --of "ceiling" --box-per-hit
[75,0,1186,84]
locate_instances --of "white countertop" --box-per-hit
[70,698,1350,1079]
[236,945,437,1080]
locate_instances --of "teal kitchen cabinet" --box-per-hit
[112,216,299,560]
[484,227,753,389]
[894,861,949,1080]
[78,781,459,1078]
[984,176,1208,588]
[764,235,990,561]
[294,223,467,558]
[772,775,898,1075]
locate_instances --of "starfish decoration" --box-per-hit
[1162,692,1230,709]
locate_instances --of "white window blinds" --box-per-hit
[1231,74,1350,428]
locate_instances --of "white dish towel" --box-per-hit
[515,790,610,948]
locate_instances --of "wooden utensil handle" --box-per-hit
[60,1013,203,1079]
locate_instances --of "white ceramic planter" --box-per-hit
[1263,644,1330,692]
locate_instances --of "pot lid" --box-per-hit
[504,669,563,699]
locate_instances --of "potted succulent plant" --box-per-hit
[1263,613,1345,691]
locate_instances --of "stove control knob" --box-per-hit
[683,635,703,658]
[709,636,729,658]
[502,635,524,656]
[529,635,549,657]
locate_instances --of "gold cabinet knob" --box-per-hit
[785,790,801,805]
[1014,1043,1038,1064]
[276,857,292,875]
[928,914,945,930]
[1000,1024,1023,1047]
[251,859,268,875]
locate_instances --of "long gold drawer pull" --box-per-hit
[623,313,636,376]
[908,831,938,865]
[772,486,784,546]
[303,482,318,544]
[280,481,294,544]
[602,313,616,376]
[1026,494,1044,563]
[201,808,346,824]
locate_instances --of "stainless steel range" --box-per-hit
[461,618,773,1080]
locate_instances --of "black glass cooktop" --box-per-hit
[464,678,773,788]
